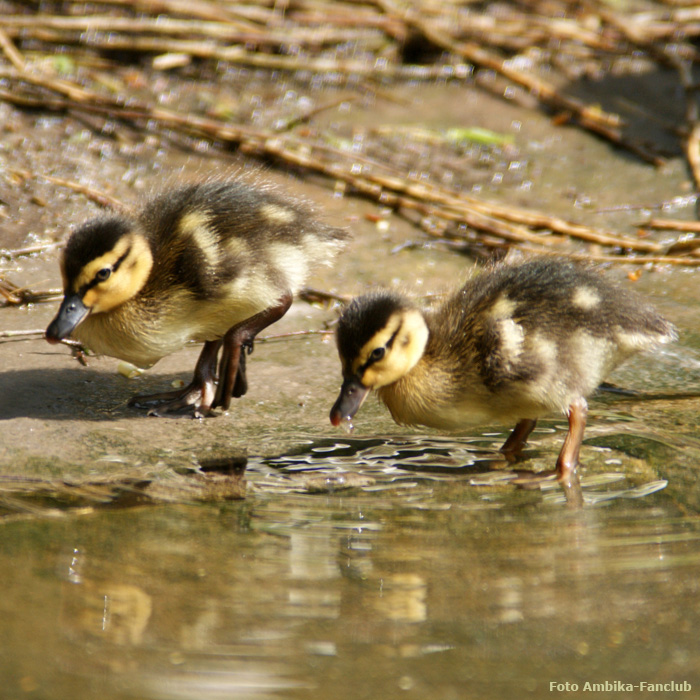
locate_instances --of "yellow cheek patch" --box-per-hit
[352,313,405,375]
[73,233,153,313]
[74,235,135,291]
[82,288,99,308]
[352,309,429,389]
[361,364,382,387]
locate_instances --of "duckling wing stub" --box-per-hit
[471,318,543,391]
[141,181,347,302]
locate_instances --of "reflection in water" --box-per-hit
[1,430,700,698]
[61,544,153,646]
[288,511,340,582]
[61,580,152,646]
[376,574,427,623]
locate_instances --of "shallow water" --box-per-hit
[2,451,700,699]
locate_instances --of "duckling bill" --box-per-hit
[329,259,677,483]
[46,180,347,416]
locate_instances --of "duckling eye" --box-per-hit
[95,267,112,282]
[370,347,385,362]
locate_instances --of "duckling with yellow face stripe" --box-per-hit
[46,180,348,416]
[330,258,677,484]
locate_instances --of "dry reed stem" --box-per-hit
[515,247,700,266]
[2,0,696,161]
[1,66,694,263]
[80,0,263,26]
[0,243,61,259]
[685,123,700,194]
[0,26,25,70]
[376,0,621,130]
[303,138,665,252]
[0,15,377,46]
[9,169,126,211]
[0,329,47,338]
[0,277,63,306]
[1,2,700,266]
[645,218,700,233]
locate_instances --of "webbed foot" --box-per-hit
[128,340,220,417]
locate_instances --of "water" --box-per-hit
[2,428,700,699]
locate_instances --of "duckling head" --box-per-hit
[330,291,429,426]
[46,216,153,343]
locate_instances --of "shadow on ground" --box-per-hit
[0,367,196,421]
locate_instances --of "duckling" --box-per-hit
[329,258,677,483]
[46,180,348,416]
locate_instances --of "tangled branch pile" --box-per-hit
[1,0,700,263]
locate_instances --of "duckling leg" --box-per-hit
[556,396,588,484]
[127,339,222,416]
[232,347,248,398]
[510,399,587,505]
[214,293,293,410]
[500,418,537,461]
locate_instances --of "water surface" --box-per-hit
[3,429,700,699]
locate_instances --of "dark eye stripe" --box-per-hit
[385,323,402,350]
[81,245,132,294]
[110,245,131,274]
[359,322,402,374]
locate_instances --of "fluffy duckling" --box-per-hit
[46,180,347,416]
[329,258,677,483]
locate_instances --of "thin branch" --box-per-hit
[9,169,126,211]
[513,246,700,266]
[644,218,700,233]
[0,277,63,306]
[257,329,334,343]
[685,122,700,192]
[0,14,379,46]
[0,26,25,70]
[376,0,622,131]
[0,329,46,338]
[0,243,61,259]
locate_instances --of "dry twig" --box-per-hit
[0,277,63,306]
[644,218,700,233]
[2,1,700,266]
